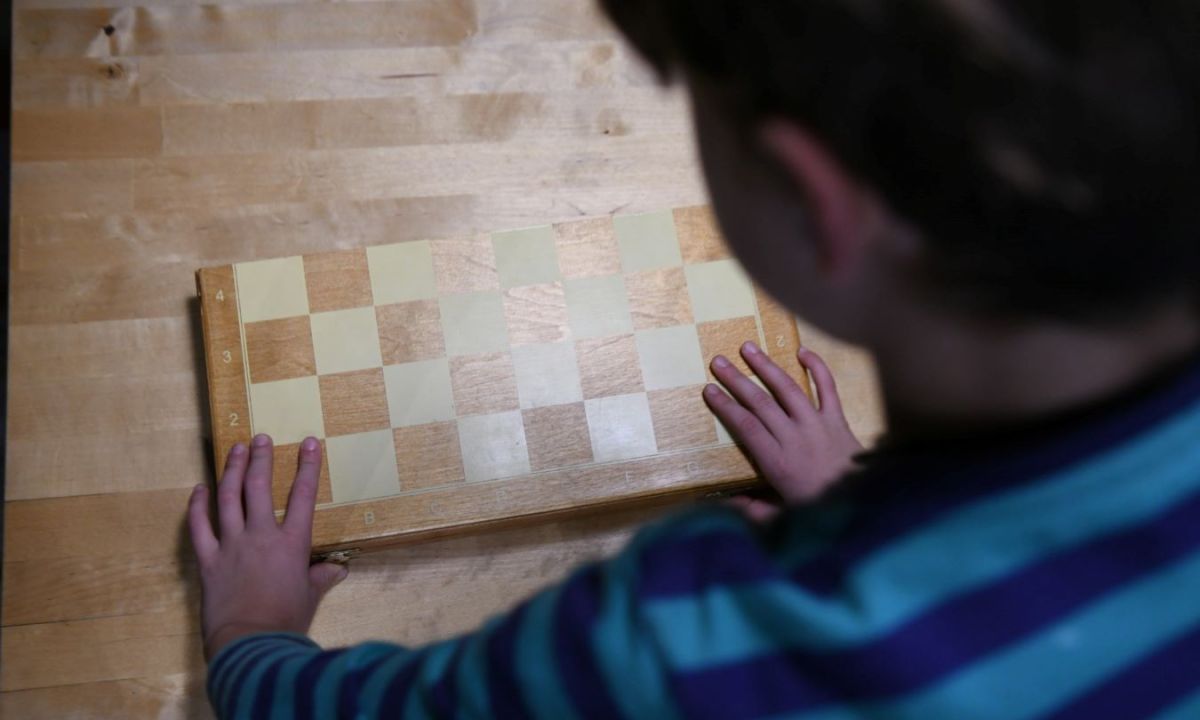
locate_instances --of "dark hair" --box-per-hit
[600,0,1200,321]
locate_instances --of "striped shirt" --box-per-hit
[208,356,1200,719]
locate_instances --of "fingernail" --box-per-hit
[713,355,730,369]
[302,437,319,452]
[743,341,759,355]
[253,434,270,447]
[193,483,205,494]
[231,443,246,456]
[703,384,720,396]
[337,566,349,580]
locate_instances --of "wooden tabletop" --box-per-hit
[4,1,884,715]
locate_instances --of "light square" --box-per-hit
[554,217,622,279]
[304,248,373,313]
[674,206,730,264]
[439,291,510,356]
[504,282,570,345]
[713,376,769,446]
[319,368,391,437]
[393,422,466,491]
[457,411,531,483]
[614,211,682,273]
[697,317,760,381]
[367,241,437,305]
[564,276,634,339]
[327,429,402,503]
[310,307,383,375]
[235,256,310,323]
[493,226,560,289]
[576,335,645,399]
[685,259,758,323]
[271,440,333,511]
[716,415,735,446]
[649,385,717,451]
[249,376,325,446]
[635,325,707,391]
[626,267,694,330]
[522,403,594,471]
[585,393,658,462]
[244,316,316,384]
[376,300,445,365]
[432,234,500,294]
[450,352,520,416]
[383,359,456,428]
[511,342,583,409]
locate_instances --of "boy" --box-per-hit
[190,1,1200,717]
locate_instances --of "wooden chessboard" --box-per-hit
[196,206,808,557]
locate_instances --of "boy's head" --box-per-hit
[601,0,1200,343]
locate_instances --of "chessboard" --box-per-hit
[197,206,809,557]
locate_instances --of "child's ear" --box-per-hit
[757,120,871,281]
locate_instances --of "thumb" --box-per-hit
[308,562,349,598]
[724,495,782,525]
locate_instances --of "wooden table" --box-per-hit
[3,1,885,715]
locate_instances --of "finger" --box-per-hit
[283,437,322,540]
[243,434,276,529]
[703,383,780,458]
[739,501,787,523]
[798,348,844,415]
[217,443,249,538]
[739,341,817,419]
[308,562,349,601]
[710,355,794,439]
[188,484,219,565]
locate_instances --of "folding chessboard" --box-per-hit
[197,206,808,557]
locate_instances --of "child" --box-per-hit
[190,1,1200,716]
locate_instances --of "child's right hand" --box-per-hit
[703,344,862,521]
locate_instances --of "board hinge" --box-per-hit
[315,548,362,564]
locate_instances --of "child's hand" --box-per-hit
[703,344,862,520]
[188,435,348,661]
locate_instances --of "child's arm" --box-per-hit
[190,437,784,718]
[189,348,861,717]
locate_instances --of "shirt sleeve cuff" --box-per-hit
[207,631,321,674]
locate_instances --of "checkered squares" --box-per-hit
[440,292,509,356]
[367,241,437,305]
[585,393,657,462]
[458,411,530,482]
[305,249,374,313]
[236,206,768,509]
[504,282,570,345]
[615,211,682,272]
[383,359,456,427]
[494,226,560,289]
[235,257,310,322]
[245,317,315,384]
[627,267,693,330]
[511,342,584,409]
[565,275,634,339]
[310,307,383,375]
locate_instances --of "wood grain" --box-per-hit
[198,266,253,481]
[5,0,886,713]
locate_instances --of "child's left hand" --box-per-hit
[188,434,348,661]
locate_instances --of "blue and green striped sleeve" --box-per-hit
[206,507,779,719]
[207,358,1200,719]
